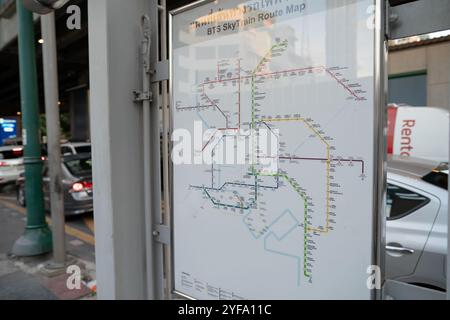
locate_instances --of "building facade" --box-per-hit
[389,36,450,109]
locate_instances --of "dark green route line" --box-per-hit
[250,39,311,279]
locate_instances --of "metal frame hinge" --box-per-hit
[151,60,169,83]
[133,90,152,102]
[153,224,171,245]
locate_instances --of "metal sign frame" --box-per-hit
[168,0,387,300]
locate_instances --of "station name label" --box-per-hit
[189,1,307,36]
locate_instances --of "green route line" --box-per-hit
[282,175,310,279]
[251,75,257,173]
[259,172,310,278]
[250,40,288,175]
[249,39,312,279]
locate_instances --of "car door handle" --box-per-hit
[386,245,415,255]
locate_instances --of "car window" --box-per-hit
[386,183,430,220]
[64,158,92,176]
[75,146,91,154]
[0,148,23,160]
[422,171,448,190]
[61,146,73,155]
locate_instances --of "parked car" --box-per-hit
[386,156,447,291]
[40,142,92,158]
[0,146,24,185]
[61,142,91,156]
[17,153,93,216]
[2,138,23,146]
[41,142,92,157]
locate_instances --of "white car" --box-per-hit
[0,146,25,184]
[387,156,447,291]
[60,142,91,156]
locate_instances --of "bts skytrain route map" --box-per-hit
[171,0,378,299]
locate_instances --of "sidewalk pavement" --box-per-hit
[0,198,96,300]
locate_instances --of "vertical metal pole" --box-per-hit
[448,100,450,300]
[12,0,52,257]
[159,0,173,300]
[140,15,156,300]
[374,0,387,300]
[149,0,165,300]
[41,12,66,267]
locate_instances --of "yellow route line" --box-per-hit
[0,197,95,245]
[261,117,330,148]
[260,117,332,234]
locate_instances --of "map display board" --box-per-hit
[171,0,381,299]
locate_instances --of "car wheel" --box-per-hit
[17,186,26,207]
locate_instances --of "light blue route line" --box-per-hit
[262,210,303,286]
[197,110,210,129]
[243,207,296,240]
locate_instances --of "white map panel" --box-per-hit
[171,0,378,299]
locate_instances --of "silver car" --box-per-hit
[0,146,24,185]
[386,156,447,291]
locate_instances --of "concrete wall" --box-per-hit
[389,41,450,109]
